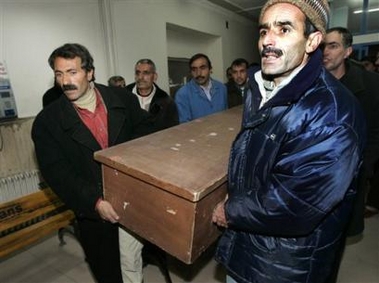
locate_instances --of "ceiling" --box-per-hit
[207,0,379,22]
[207,0,266,21]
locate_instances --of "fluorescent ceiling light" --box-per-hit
[353,8,379,14]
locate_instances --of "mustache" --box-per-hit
[195,76,205,80]
[62,84,77,91]
[261,47,283,57]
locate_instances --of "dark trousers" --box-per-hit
[324,232,347,283]
[77,218,123,283]
[346,167,367,236]
[326,171,367,283]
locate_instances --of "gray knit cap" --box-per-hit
[259,0,330,36]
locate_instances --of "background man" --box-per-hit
[212,1,366,283]
[360,56,377,72]
[225,66,233,83]
[108,75,126,87]
[126,59,178,130]
[323,27,379,231]
[225,58,250,108]
[121,58,178,282]
[174,53,227,123]
[32,43,154,283]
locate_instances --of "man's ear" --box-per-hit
[344,46,353,59]
[87,69,94,81]
[306,31,323,54]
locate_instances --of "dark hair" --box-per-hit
[231,58,249,69]
[135,58,156,72]
[189,53,212,69]
[48,43,96,81]
[108,75,125,87]
[326,27,353,48]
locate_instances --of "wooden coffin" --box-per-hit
[94,106,242,264]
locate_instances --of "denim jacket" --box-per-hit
[175,78,227,123]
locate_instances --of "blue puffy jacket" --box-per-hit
[215,50,366,283]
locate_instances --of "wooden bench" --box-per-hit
[0,187,76,258]
[0,187,172,283]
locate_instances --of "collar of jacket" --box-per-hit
[59,83,127,149]
[126,82,168,100]
[60,83,124,127]
[259,48,323,110]
[189,77,219,93]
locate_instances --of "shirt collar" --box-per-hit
[256,64,305,108]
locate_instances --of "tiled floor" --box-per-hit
[0,215,378,283]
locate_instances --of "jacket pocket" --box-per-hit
[232,128,281,192]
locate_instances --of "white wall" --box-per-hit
[166,25,223,83]
[0,0,258,118]
[330,6,349,28]
[0,0,109,118]
[112,0,258,90]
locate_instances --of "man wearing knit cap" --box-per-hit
[212,1,366,283]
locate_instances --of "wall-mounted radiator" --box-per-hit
[0,170,40,203]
